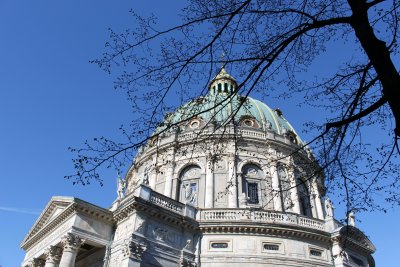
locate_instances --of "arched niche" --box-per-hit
[177,165,201,207]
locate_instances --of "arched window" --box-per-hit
[297,179,312,217]
[242,164,265,205]
[178,165,201,206]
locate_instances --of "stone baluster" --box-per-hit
[269,162,283,211]
[228,153,238,208]
[44,246,62,267]
[59,233,85,267]
[205,156,214,208]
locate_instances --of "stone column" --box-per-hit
[311,178,324,220]
[228,153,238,208]
[149,156,157,189]
[44,246,62,267]
[269,163,283,211]
[204,157,214,208]
[59,233,85,267]
[163,147,176,198]
[164,162,175,198]
[287,164,301,214]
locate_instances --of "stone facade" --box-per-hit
[21,69,375,266]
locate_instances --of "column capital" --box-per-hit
[61,233,85,251]
[44,245,62,264]
[28,258,45,267]
[122,238,147,260]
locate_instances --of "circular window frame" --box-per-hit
[189,119,201,129]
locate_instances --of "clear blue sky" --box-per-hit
[0,1,398,266]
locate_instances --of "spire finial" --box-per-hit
[221,51,226,69]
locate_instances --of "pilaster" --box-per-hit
[205,156,214,208]
[269,162,283,211]
[228,153,238,208]
[287,160,301,214]
[311,178,324,220]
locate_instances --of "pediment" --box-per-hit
[21,196,75,247]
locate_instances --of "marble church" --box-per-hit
[21,69,376,266]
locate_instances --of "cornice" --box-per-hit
[199,221,331,242]
[113,193,198,231]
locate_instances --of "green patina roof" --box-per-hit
[155,68,300,143]
[159,93,298,136]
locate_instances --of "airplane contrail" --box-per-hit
[0,206,40,215]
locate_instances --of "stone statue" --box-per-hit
[183,183,197,205]
[117,177,126,200]
[143,166,150,185]
[347,211,355,226]
[324,197,334,218]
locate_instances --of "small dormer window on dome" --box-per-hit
[286,130,298,144]
[239,116,260,128]
[209,68,238,95]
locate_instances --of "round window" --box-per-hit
[190,120,200,129]
[243,119,254,127]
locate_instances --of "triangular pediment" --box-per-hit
[21,196,75,247]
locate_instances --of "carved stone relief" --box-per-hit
[147,222,177,245]
[135,215,146,234]
[115,216,135,241]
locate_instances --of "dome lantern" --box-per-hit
[209,67,238,95]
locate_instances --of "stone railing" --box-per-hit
[134,185,196,219]
[239,129,268,139]
[177,130,210,141]
[198,209,325,231]
[149,192,184,214]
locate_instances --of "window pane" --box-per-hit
[248,183,259,204]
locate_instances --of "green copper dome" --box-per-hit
[157,68,300,143]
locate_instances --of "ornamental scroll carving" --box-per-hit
[61,233,85,251]
[122,238,147,260]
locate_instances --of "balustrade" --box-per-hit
[199,209,325,231]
